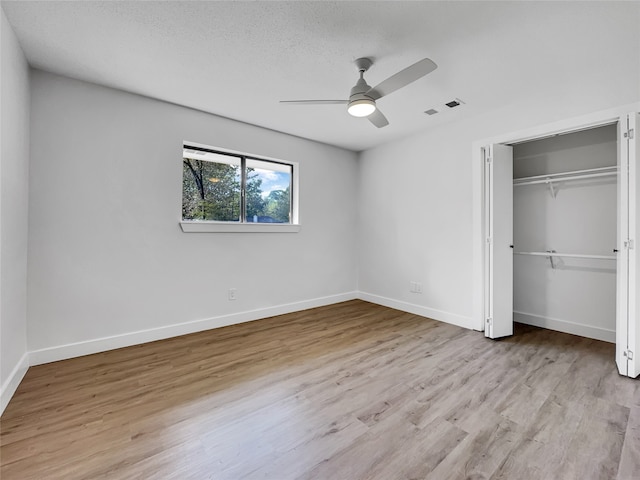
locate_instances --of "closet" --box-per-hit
[512,125,617,343]
[474,109,639,378]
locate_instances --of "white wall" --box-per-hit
[27,71,358,362]
[0,8,30,413]
[358,85,640,329]
[513,126,617,341]
[357,123,475,327]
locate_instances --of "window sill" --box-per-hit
[180,221,301,233]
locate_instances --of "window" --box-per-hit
[181,144,298,232]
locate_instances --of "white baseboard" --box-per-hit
[1,352,29,416]
[29,292,359,366]
[358,292,474,330]
[514,311,615,343]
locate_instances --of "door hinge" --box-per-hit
[624,129,634,140]
[485,317,493,336]
[624,239,635,250]
[623,350,634,360]
[486,237,493,244]
[486,156,492,164]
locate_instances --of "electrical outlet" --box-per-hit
[228,288,237,300]
[410,282,423,293]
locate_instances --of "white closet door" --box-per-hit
[627,113,639,377]
[618,112,639,378]
[484,144,514,339]
[617,117,630,376]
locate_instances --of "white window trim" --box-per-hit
[181,141,300,232]
[180,221,301,233]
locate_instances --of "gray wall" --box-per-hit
[27,71,359,359]
[1,9,30,411]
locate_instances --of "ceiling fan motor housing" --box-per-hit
[348,92,375,105]
[350,77,372,97]
[347,72,376,117]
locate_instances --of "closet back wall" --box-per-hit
[28,71,358,362]
[513,125,617,341]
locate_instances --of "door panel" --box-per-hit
[485,144,514,339]
[628,113,639,377]
[617,112,639,378]
[616,118,629,376]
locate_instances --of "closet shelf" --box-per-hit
[514,251,616,260]
[513,166,617,187]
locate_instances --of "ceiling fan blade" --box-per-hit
[368,58,437,100]
[280,100,348,105]
[368,108,389,128]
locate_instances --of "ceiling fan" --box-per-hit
[280,57,437,128]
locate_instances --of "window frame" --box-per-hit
[180,142,300,233]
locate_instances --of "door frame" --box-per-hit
[471,103,640,376]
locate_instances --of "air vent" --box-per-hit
[425,99,466,117]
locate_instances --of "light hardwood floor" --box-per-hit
[1,300,639,479]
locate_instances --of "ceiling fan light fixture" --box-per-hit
[347,98,376,117]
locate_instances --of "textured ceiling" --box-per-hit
[2,1,639,151]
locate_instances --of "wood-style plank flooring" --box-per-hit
[1,300,639,479]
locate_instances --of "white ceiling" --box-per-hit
[2,1,639,152]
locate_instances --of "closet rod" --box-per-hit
[516,166,616,181]
[514,172,616,186]
[514,251,616,260]
[513,166,617,186]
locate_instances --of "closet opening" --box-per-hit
[510,124,618,343]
